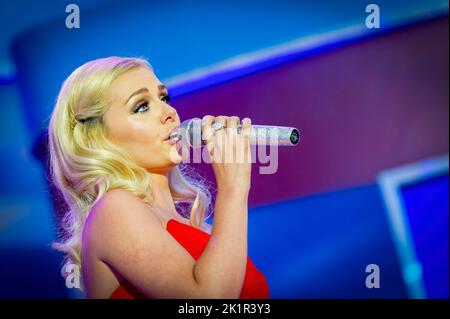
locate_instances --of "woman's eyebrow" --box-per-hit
[125,84,168,105]
[158,84,168,93]
[125,87,149,105]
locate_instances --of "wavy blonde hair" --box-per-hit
[48,56,212,286]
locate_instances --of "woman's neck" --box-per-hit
[145,171,178,217]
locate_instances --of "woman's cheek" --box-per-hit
[128,121,157,143]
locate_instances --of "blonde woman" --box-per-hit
[48,56,270,299]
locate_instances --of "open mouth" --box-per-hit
[164,131,181,144]
[165,130,183,155]
[167,129,181,142]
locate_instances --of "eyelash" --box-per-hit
[133,94,171,114]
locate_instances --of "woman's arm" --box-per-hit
[192,115,252,298]
[193,186,249,298]
[83,116,252,298]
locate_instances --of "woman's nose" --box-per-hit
[161,105,177,123]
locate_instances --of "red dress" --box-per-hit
[110,219,270,299]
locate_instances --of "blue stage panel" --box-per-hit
[247,184,408,298]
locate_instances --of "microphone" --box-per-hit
[170,118,300,148]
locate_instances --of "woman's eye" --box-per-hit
[161,95,171,104]
[134,102,149,113]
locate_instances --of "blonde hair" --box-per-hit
[48,56,212,287]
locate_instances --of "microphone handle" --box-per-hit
[181,118,300,147]
[249,125,300,146]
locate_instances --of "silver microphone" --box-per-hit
[170,118,300,148]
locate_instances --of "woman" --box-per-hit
[48,56,270,299]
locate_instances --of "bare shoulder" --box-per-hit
[86,189,157,224]
[83,189,162,252]
[91,188,147,212]
[82,188,205,298]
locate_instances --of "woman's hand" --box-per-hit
[202,115,252,192]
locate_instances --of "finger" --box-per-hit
[213,115,227,139]
[205,137,215,159]
[241,117,252,138]
[224,117,240,164]
[226,116,240,143]
[202,115,215,143]
[212,116,227,162]
[214,115,227,128]
[241,117,252,163]
[226,116,240,128]
[202,115,215,128]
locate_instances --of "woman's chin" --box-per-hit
[167,143,183,164]
[169,155,183,165]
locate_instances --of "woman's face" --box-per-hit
[103,66,182,173]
